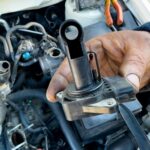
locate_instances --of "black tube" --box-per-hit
[7,89,82,150]
[7,89,46,103]
[49,103,83,150]
[25,75,50,88]
[12,72,26,91]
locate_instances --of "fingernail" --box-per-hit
[46,93,56,103]
[126,74,140,91]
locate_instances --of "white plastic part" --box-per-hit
[123,0,150,25]
[65,0,104,27]
[0,0,63,15]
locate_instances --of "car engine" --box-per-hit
[0,0,150,150]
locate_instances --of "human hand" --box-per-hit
[47,30,150,102]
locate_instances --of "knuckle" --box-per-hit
[128,53,146,68]
[86,39,103,52]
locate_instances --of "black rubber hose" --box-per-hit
[7,89,46,103]
[7,89,82,150]
[49,103,83,150]
[25,75,50,88]
[12,72,26,92]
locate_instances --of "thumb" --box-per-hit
[46,73,70,102]
[126,74,140,91]
[120,48,147,91]
[46,58,72,102]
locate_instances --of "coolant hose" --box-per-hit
[12,72,26,92]
[25,75,50,88]
[7,89,82,150]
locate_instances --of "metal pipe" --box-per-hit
[0,19,10,31]
[18,29,43,36]
[0,36,10,58]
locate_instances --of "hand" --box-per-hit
[46,30,150,102]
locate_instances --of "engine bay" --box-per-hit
[0,0,150,150]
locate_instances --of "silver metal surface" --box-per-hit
[69,55,93,90]
[39,48,65,76]
[0,101,6,134]
[82,98,117,114]
[0,19,10,31]
[17,39,36,52]
[7,124,28,150]
[0,36,10,58]
[0,61,10,83]
[0,83,11,100]
[82,100,142,129]
[6,22,57,61]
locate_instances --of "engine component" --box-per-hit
[39,47,65,76]
[17,38,39,67]
[0,101,7,135]
[44,6,64,37]
[6,124,28,150]
[0,61,11,135]
[6,89,76,150]
[5,21,65,87]
[58,19,141,121]
[0,20,11,134]
[6,22,57,61]
[0,61,11,100]
[0,1,148,149]
[0,61,10,83]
